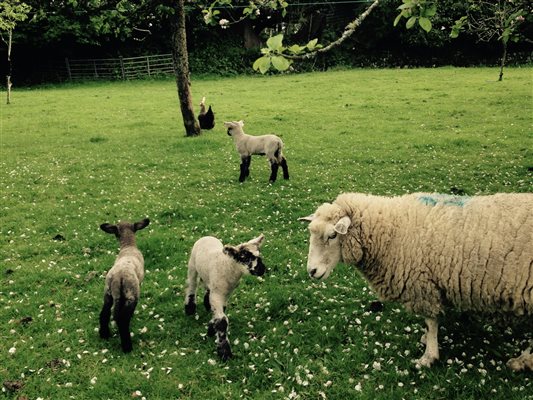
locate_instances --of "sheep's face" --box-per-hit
[224,120,244,136]
[224,234,266,276]
[300,204,351,281]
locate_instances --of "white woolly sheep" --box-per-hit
[99,218,150,353]
[224,120,289,183]
[184,234,266,360]
[300,193,533,371]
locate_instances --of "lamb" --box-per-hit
[184,234,266,360]
[99,218,150,352]
[299,192,533,371]
[224,120,289,183]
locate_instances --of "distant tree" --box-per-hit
[0,0,30,104]
[451,0,530,81]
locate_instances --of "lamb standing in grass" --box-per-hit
[224,120,289,183]
[300,193,533,371]
[185,234,266,360]
[99,218,150,353]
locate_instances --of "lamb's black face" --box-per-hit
[227,128,233,136]
[234,249,266,276]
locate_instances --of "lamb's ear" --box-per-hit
[223,121,232,128]
[238,120,244,127]
[100,223,118,235]
[334,216,351,235]
[248,233,265,248]
[223,245,238,259]
[298,214,315,223]
[134,218,150,232]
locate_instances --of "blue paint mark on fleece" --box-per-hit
[418,194,471,207]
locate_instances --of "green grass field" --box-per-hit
[1,67,532,400]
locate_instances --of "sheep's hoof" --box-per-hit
[121,342,133,353]
[217,342,233,361]
[414,354,437,369]
[185,301,196,316]
[99,327,111,339]
[207,322,216,337]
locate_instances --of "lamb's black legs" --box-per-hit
[99,293,113,339]
[116,299,137,353]
[207,292,232,361]
[280,157,289,180]
[269,161,279,183]
[239,156,251,182]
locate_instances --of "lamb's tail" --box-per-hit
[274,140,284,163]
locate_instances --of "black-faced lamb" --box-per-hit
[300,192,533,371]
[224,120,289,183]
[198,96,215,130]
[185,234,266,360]
[99,218,150,352]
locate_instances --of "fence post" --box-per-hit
[119,56,125,80]
[146,56,151,77]
[65,57,72,81]
[93,60,98,78]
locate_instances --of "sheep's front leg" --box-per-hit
[207,292,232,361]
[99,292,113,339]
[507,340,533,372]
[184,263,198,315]
[239,156,250,182]
[416,317,439,368]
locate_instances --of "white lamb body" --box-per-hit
[185,234,266,360]
[224,120,289,183]
[301,192,533,371]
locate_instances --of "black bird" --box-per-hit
[198,96,215,130]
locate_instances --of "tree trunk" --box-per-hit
[6,29,12,105]
[171,0,200,136]
[243,20,261,49]
[498,39,507,82]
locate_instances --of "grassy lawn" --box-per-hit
[1,67,532,400]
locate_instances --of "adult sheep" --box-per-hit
[299,192,533,371]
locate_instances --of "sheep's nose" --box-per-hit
[309,268,317,278]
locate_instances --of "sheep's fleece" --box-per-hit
[301,192,533,370]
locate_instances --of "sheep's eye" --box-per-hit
[328,232,337,240]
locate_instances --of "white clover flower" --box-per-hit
[8,347,16,354]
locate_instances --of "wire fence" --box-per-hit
[64,54,175,81]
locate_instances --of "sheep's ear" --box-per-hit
[248,233,265,248]
[334,216,351,235]
[298,214,315,223]
[238,120,244,127]
[223,245,238,258]
[223,121,232,128]
[100,223,118,235]
[134,218,150,232]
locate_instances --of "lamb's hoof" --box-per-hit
[207,322,216,337]
[185,302,196,316]
[507,353,533,372]
[99,327,111,339]
[217,342,233,361]
[121,342,133,353]
[414,354,437,369]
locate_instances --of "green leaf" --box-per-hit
[288,44,304,54]
[419,17,432,32]
[306,38,318,50]
[271,56,291,71]
[253,56,271,74]
[393,14,402,27]
[406,16,417,29]
[267,34,284,51]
